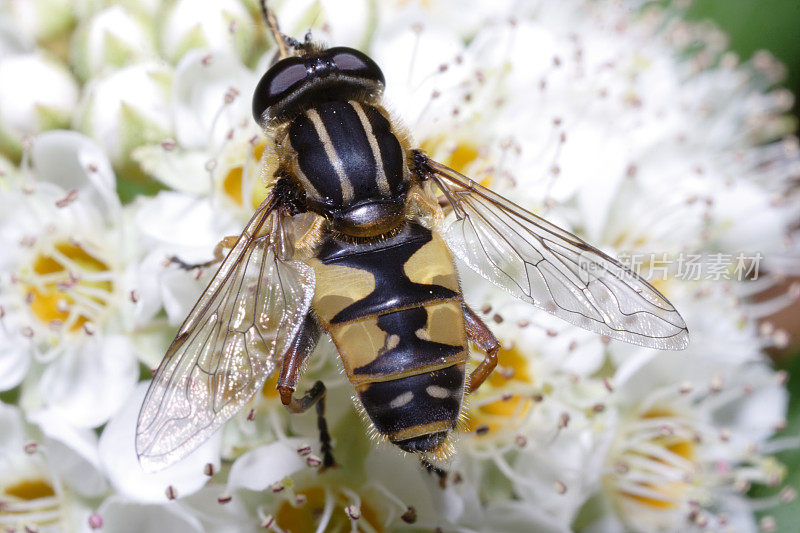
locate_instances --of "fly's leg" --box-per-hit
[421,458,449,489]
[276,313,336,469]
[168,235,239,270]
[463,304,500,394]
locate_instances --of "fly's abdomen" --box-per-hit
[309,222,468,452]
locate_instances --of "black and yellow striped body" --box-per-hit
[308,223,468,453]
[279,99,468,454]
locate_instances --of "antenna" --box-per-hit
[259,0,291,59]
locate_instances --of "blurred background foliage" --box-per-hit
[685,0,800,526]
[685,0,800,119]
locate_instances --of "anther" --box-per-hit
[401,506,417,524]
[24,442,38,454]
[296,443,312,456]
[88,513,103,529]
[710,374,723,393]
[204,463,215,476]
[165,485,178,500]
[759,516,777,532]
[306,454,322,467]
[55,189,78,208]
[345,505,361,520]
[780,486,796,503]
[553,480,567,494]
[218,493,232,504]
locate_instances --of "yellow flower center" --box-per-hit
[465,346,535,439]
[221,141,269,210]
[261,373,280,400]
[1,476,63,531]
[22,240,114,333]
[3,478,55,500]
[275,487,383,533]
[609,408,697,512]
[420,137,493,186]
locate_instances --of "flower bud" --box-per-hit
[0,53,78,159]
[75,61,172,166]
[70,5,158,81]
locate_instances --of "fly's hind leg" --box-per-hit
[168,235,239,270]
[463,304,500,394]
[276,313,336,469]
[421,458,449,489]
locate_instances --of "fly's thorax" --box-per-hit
[282,100,413,237]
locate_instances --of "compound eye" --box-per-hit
[252,57,307,124]
[329,47,385,86]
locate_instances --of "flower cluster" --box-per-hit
[1,1,798,531]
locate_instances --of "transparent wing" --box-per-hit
[136,200,315,471]
[426,158,688,350]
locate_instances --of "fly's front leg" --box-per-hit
[463,304,500,394]
[276,313,336,469]
[168,235,239,270]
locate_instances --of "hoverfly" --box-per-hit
[136,1,689,471]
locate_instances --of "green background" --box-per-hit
[686,0,800,119]
[686,0,800,527]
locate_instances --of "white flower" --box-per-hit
[97,382,222,503]
[0,53,78,158]
[0,131,142,427]
[70,5,158,81]
[75,61,172,166]
[0,401,106,532]
[160,0,256,65]
[596,354,788,532]
[0,0,75,45]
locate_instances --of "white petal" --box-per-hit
[227,439,305,492]
[30,130,119,215]
[89,495,203,533]
[0,334,30,391]
[0,401,26,449]
[76,62,172,164]
[172,49,254,149]
[0,53,77,135]
[99,382,220,503]
[72,5,157,80]
[38,335,138,428]
[29,409,108,498]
